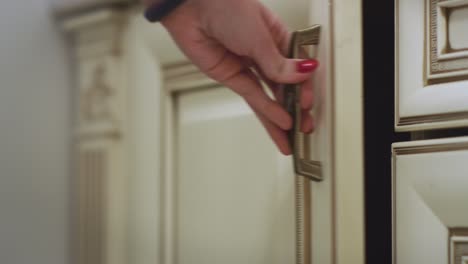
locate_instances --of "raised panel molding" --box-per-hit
[392,137,468,264]
[395,0,468,131]
[426,0,468,83]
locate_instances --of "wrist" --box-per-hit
[144,0,187,23]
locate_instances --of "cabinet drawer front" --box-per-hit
[393,137,468,264]
[396,0,468,131]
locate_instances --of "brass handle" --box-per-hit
[284,25,323,182]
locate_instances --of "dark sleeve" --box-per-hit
[144,0,186,22]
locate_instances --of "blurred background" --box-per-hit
[0,1,310,264]
[0,1,73,263]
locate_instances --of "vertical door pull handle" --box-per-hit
[284,25,323,182]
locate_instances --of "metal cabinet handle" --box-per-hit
[284,25,323,182]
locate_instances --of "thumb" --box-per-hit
[251,36,319,84]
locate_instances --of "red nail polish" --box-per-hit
[297,59,319,73]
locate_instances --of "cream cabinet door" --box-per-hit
[151,1,364,264]
[396,0,468,131]
[392,137,468,264]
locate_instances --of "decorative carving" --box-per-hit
[426,0,468,83]
[82,64,115,123]
[78,63,120,140]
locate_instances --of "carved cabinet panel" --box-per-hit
[394,2,468,264]
[396,0,468,131]
[393,137,468,264]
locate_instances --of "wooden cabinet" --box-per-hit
[394,1,468,263]
[157,1,365,264]
[396,0,468,131]
[57,0,365,263]
[393,137,468,264]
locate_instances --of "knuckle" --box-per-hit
[268,59,287,83]
[201,53,243,84]
[261,99,277,116]
[238,87,253,98]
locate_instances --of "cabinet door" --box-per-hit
[396,0,468,131]
[56,0,363,263]
[393,137,468,264]
[127,0,365,263]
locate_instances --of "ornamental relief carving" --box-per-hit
[426,0,468,83]
[82,64,114,122]
[79,63,120,139]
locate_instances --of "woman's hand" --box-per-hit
[160,0,318,155]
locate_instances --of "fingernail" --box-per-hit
[297,59,319,73]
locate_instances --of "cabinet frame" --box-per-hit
[159,62,220,264]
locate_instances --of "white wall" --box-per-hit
[0,1,71,264]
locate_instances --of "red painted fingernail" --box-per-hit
[297,59,319,73]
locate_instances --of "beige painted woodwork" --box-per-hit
[396,0,468,131]
[393,137,468,264]
[57,0,364,263]
[157,1,364,264]
[59,8,131,264]
[395,2,468,263]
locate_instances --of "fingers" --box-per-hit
[183,41,294,140]
[251,65,281,99]
[250,105,291,155]
[301,110,314,133]
[253,62,314,111]
[226,70,292,155]
[198,51,293,154]
[248,13,318,84]
[252,65,315,134]
[251,40,319,84]
[301,77,314,110]
[293,46,316,110]
[217,62,292,130]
